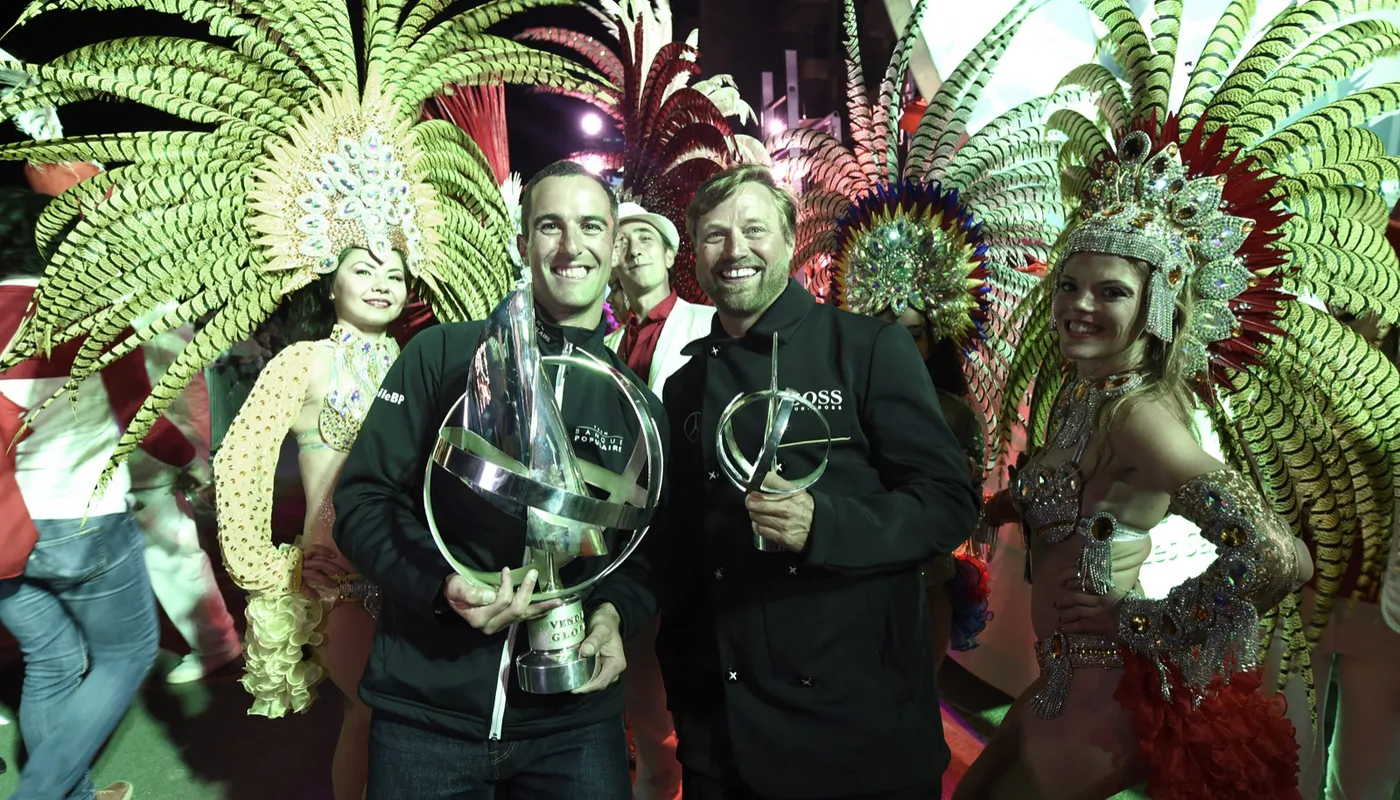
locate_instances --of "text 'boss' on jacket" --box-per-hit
[332,314,668,742]
[647,279,979,798]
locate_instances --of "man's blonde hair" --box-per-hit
[685,164,797,245]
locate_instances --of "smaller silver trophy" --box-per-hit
[424,283,664,694]
[715,339,833,552]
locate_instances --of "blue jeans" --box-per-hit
[0,513,159,800]
[366,714,630,799]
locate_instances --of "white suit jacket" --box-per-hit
[606,296,716,394]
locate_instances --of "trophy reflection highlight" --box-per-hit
[424,282,663,694]
[716,339,833,552]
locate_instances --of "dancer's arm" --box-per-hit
[213,343,316,595]
[1110,401,1311,689]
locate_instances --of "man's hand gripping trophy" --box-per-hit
[424,284,663,695]
[717,338,831,553]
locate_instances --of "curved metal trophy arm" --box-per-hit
[423,350,664,603]
[714,338,833,551]
[717,389,832,496]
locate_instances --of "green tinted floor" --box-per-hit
[0,648,1139,799]
[0,520,1380,800]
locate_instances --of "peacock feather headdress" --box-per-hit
[1000,0,1400,720]
[517,0,756,303]
[0,0,604,485]
[769,0,1075,467]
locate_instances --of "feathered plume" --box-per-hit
[769,0,1072,470]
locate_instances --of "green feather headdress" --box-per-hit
[0,0,607,487]
[769,0,1074,468]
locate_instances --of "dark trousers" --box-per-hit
[366,713,630,799]
[682,768,942,800]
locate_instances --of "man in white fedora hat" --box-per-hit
[607,202,715,395]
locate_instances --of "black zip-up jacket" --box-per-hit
[332,312,668,741]
[620,280,979,798]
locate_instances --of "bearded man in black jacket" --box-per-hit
[333,160,667,799]
[626,164,980,800]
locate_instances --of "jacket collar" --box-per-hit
[682,279,814,356]
[533,305,609,354]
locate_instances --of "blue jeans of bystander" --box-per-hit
[0,513,159,800]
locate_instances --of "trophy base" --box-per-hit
[516,647,597,694]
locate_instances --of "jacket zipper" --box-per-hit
[488,613,518,740]
[487,340,575,741]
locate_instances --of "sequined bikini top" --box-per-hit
[297,325,399,453]
[1011,371,1152,546]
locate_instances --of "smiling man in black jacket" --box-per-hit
[333,160,668,799]
[635,164,980,799]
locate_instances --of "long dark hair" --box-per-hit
[925,334,970,397]
[272,270,337,342]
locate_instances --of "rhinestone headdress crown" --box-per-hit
[250,76,441,281]
[834,179,988,343]
[1063,130,1256,351]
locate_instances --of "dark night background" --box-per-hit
[0,0,882,186]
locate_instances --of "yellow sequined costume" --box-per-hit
[215,326,398,717]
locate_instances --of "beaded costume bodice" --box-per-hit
[298,325,399,453]
[1011,371,1151,593]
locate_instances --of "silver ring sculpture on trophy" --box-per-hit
[424,282,665,694]
[716,339,833,552]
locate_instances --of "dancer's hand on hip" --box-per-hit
[1054,565,1124,636]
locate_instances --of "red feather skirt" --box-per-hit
[1113,654,1302,800]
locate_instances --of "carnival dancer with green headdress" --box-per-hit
[0,1,598,796]
[956,1,1400,798]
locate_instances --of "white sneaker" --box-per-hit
[165,646,243,685]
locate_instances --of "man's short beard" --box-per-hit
[712,256,790,316]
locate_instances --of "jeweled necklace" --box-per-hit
[326,323,399,424]
[1048,370,1145,452]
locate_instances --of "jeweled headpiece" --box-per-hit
[251,77,442,280]
[1063,129,1256,372]
[833,179,989,343]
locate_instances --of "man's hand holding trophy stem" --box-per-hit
[441,567,628,694]
[746,473,816,553]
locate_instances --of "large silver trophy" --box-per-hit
[715,339,833,552]
[424,283,664,694]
